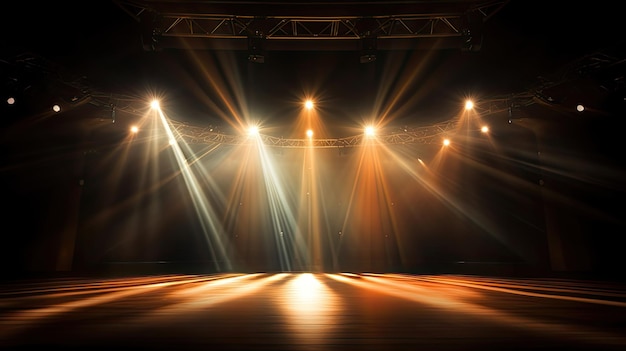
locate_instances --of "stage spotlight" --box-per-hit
[151,100,160,109]
[304,100,314,110]
[248,54,265,63]
[130,125,139,134]
[481,125,489,133]
[306,129,313,138]
[248,32,266,63]
[7,97,15,105]
[465,100,474,110]
[359,54,376,63]
[443,138,451,146]
[248,126,259,136]
[364,126,375,137]
[52,104,61,113]
[576,104,585,112]
[359,37,377,64]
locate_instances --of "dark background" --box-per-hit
[1,1,625,279]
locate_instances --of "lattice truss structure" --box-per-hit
[113,0,509,51]
[168,119,458,148]
[160,94,531,148]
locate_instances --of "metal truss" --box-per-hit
[167,118,459,148]
[113,1,509,50]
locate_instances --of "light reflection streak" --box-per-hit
[280,273,341,340]
[328,273,626,347]
[128,273,288,324]
[410,275,626,307]
[0,275,216,299]
[0,275,222,339]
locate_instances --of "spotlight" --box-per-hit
[248,33,266,64]
[359,37,377,64]
[7,97,15,105]
[248,54,265,63]
[248,126,259,136]
[359,54,376,64]
[52,104,61,113]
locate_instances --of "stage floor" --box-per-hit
[1,273,625,350]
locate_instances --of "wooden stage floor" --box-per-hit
[1,273,626,350]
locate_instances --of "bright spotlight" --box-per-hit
[52,104,61,113]
[465,100,474,110]
[130,125,139,133]
[576,104,585,112]
[481,125,489,133]
[248,126,259,136]
[364,126,376,137]
[306,129,313,138]
[443,138,451,146]
[304,100,314,110]
[7,97,15,105]
[150,100,160,109]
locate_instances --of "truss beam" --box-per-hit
[114,0,509,51]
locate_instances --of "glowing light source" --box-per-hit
[130,125,139,133]
[306,129,313,138]
[576,104,585,112]
[7,97,15,105]
[443,138,451,146]
[52,104,61,113]
[464,100,474,110]
[304,100,314,110]
[248,126,259,136]
[151,100,160,109]
[364,126,376,137]
[481,125,489,133]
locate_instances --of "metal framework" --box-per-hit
[168,118,458,148]
[113,0,509,51]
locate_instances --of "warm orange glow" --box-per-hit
[130,125,139,133]
[443,138,450,146]
[465,100,474,110]
[281,273,340,338]
[306,129,313,138]
[304,100,314,110]
[481,125,489,133]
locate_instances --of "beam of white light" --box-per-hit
[253,137,308,271]
[156,108,231,271]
